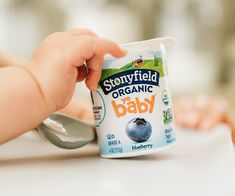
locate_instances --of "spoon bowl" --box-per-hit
[37,113,95,149]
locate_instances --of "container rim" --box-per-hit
[105,37,176,59]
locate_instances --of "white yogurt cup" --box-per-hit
[91,37,176,158]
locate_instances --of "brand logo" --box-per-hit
[132,56,143,68]
[99,69,160,95]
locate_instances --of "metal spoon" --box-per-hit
[37,113,96,149]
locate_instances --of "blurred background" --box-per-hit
[1,0,235,106]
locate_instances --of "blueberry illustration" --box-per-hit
[126,118,152,142]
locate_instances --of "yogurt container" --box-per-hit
[91,37,176,158]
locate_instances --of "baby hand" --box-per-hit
[25,29,126,112]
[174,95,235,144]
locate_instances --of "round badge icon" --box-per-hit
[162,90,170,106]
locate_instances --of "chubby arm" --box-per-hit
[0,66,52,143]
[0,28,126,143]
[0,52,23,67]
